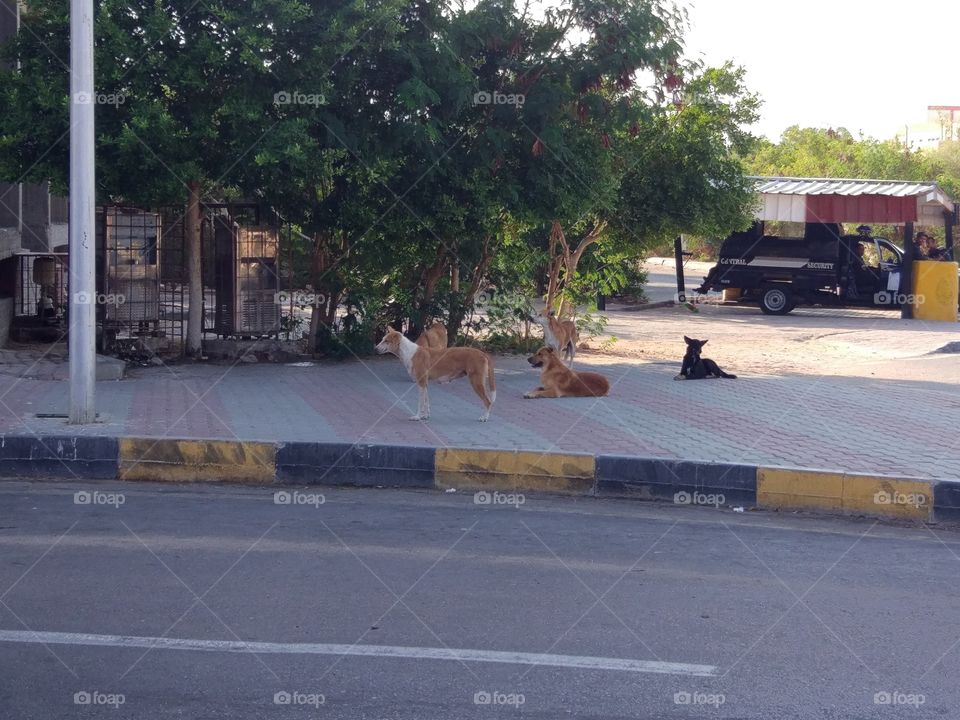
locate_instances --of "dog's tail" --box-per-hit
[719,370,737,379]
[484,357,497,404]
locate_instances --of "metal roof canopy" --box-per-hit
[749,176,958,226]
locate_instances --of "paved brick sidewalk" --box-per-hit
[1,351,958,480]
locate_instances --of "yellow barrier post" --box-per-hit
[911,260,959,322]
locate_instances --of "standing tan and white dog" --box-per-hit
[531,309,578,367]
[375,328,496,421]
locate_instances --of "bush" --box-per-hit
[564,249,649,308]
[576,311,608,341]
[469,290,539,353]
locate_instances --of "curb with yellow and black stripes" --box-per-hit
[2,434,958,523]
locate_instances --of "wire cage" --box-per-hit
[156,203,283,348]
[210,207,281,337]
[8,204,291,354]
[14,252,68,324]
[96,207,161,350]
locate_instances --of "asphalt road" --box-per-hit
[641,260,719,303]
[1,480,958,719]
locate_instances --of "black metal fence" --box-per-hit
[157,205,195,351]
[14,252,68,323]
[97,207,161,353]
[10,204,301,355]
[208,206,281,338]
[157,203,288,349]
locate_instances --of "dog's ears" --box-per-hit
[545,346,555,353]
[683,335,692,343]
[701,339,708,345]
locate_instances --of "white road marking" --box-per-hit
[0,629,716,676]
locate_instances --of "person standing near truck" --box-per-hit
[927,236,947,260]
[843,242,865,299]
[917,232,951,260]
[843,228,875,299]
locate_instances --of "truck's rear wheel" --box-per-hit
[760,286,794,315]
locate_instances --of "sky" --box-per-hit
[682,0,960,141]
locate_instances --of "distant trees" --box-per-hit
[745,126,960,244]
[926,141,960,199]
[748,126,933,180]
[747,125,960,196]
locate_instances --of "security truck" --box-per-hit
[697,223,909,314]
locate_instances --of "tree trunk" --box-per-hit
[410,249,448,337]
[185,180,203,357]
[545,220,606,317]
[309,230,349,353]
[545,222,561,310]
[307,232,326,352]
[448,236,493,342]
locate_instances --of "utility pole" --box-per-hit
[673,236,686,303]
[68,0,96,423]
[899,222,915,320]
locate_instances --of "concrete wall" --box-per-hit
[0,183,19,228]
[0,296,12,348]
[0,0,17,53]
[0,5,70,258]
[0,181,69,254]
[47,223,68,252]
[20,182,51,252]
[0,227,19,263]
[50,193,68,223]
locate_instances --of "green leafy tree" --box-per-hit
[0,0,313,355]
[1,0,763,356]
[747,126,932,180]
[613,63,760,253]
[925,140,960,199]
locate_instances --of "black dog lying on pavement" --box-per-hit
[674,336,737,380]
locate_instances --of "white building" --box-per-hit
[895,106,960,150]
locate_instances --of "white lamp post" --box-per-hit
[68,0,96,423]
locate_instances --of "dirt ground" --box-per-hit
[2,256,956,386]
[577,260,960,382]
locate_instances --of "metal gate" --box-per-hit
[129,203,285,352]
[210,208,281,337]
[97,207,161,352]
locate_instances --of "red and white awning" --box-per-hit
[750,177,957,226]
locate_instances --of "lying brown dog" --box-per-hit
[523,346,609,398]
[416,321,448,350]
